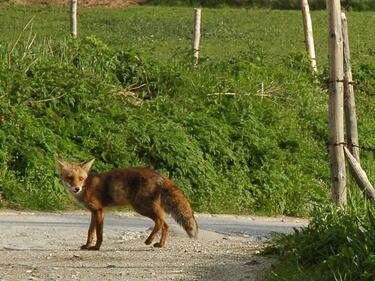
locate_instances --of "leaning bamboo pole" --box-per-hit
[344,147,375,204]
[341,13,360,163]
[70,0,78,37]
[327,0,346,206]
[301,0,317,72]
[192,8,202,66]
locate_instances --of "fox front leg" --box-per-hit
[82,209,104,251]
[81,211,96,250]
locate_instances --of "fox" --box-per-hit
[54,156,198,250]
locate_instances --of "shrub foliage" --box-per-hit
[265,204,375,280]
[0,36,330,213]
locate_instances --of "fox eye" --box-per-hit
[67,176,74,181]
[79,176,84,181]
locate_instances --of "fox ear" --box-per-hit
[81,159,95,173]
[54,155,69,171]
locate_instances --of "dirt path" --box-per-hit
[0,211,306,281]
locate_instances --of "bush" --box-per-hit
[264,204,375,280]
[0,36,330,214]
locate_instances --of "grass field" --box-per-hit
[1,4,375,65]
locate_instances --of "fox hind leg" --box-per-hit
[144,217,169,248]
[143,206,170,247]
[144,218,162,245]
[154,219,169,248]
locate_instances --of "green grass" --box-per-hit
[0,4,375,217]
[264,198,375,281]
[2,4,375,66]
[146,0,375,10]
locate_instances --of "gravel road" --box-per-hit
[0,211,307,281]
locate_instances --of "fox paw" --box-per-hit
[81,245,100,251]
[144,239,153,245]
[153,242,163,248]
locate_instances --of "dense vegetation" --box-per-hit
[264,201,375,280]
[0,35,329,213]
[0,5,374,217]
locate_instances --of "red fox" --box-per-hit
[54,156,198,250]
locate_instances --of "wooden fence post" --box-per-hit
[301,0,317,72]
[70,0,78,37]
[344,147,375,204]
[341,13,360,162]
[327,0,346,206]
[192,8,202,66]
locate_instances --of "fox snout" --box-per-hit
[73,186,82,194]
[62,182,83,195]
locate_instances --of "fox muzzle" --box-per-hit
[73,186,82,194]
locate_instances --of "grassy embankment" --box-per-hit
[0,4,374,217]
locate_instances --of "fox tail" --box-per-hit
[160,178,198,238]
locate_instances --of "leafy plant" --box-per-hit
[264,203,375,281]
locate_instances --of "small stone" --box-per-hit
[245,259,260,266]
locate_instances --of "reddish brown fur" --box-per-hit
[55,157,198,250]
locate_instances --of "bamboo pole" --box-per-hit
[70,0,78,37]
[341,13,360,163]
[327,0,346,206]
[192,8,201,66]
[301,0,317,72]
[344,147,375,204]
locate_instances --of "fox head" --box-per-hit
[54,156,95,196]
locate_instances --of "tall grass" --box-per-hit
[264,197,375,280]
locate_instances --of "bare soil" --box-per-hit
[0,211,274,281]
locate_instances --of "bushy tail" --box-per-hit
[160,178,198,238]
